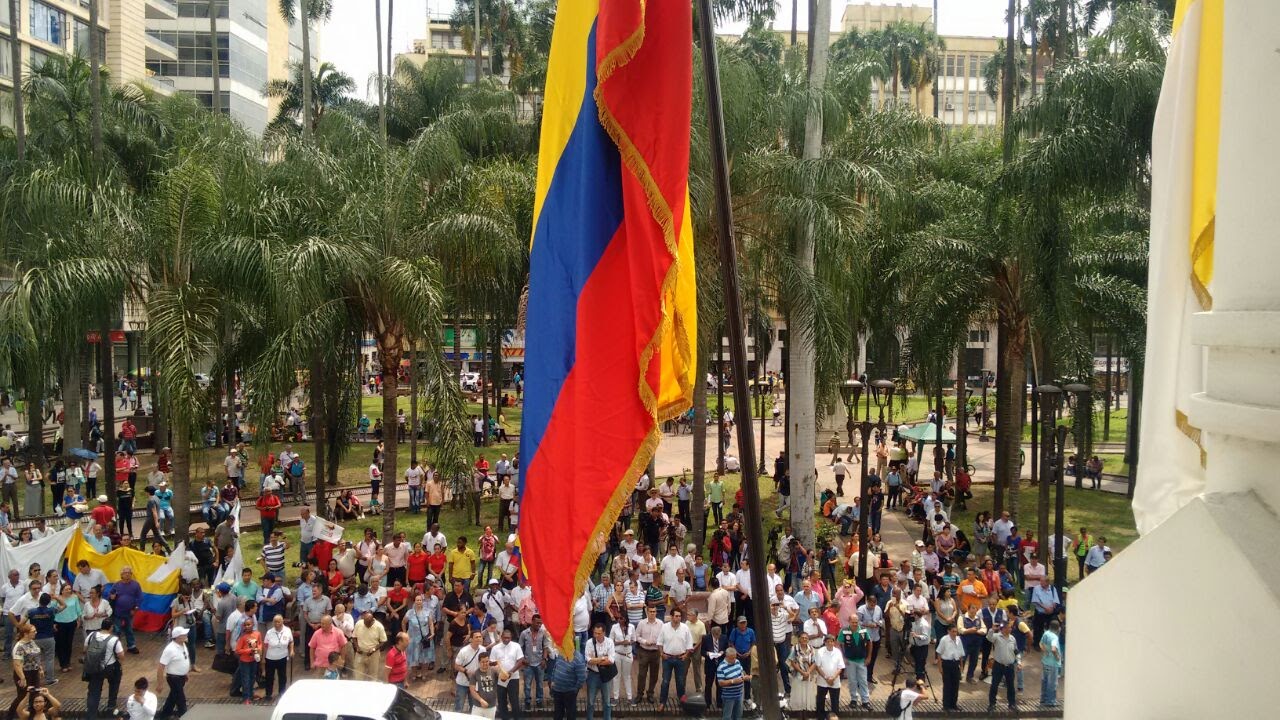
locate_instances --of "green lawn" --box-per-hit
[1020,407,1130,446]
[949,482,1138,559]
[239,470,789,572]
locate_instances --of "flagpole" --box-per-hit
[694,3,781,715]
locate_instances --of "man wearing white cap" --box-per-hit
[156,626,191,719]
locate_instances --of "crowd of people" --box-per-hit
[0,382,1099,720]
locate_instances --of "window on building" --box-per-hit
[0,0,10,27]
[177,0,229,18]
[74,20,107,63]
[194,90,231,114]
[30,1,66,47]
[431,33,445,48]
[968,329,991,343]
[147,31,229,79]
[0,38,10,79]
[944,54,954,77]
[969,55,979,77]
[29,48,51,71]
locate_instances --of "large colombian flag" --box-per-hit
[518,0,697,652]
[62,531,184,632]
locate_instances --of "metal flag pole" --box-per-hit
[693,2,781,716]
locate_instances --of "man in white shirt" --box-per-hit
[659,544,687,589]
[482,580,509,633]
[894,679,926,720]
[620,529,639,559]
[1084,535,1111,574]
[813,633,846,716]
[126,677,158,720]
[423,523,448,555]
[585,624,616,714]
[655,609,693,711]
[487,628,525,718]
[904,585,930,618]
[634,606,663,703]
[156,627,192,719]
[73,560,110,602]
[770,595,797,695]
[404,461,424,514]
[802,607,827,650]
[297,506,319,567]
[935,625,965,711]
[991,511,1015,553]
[1022,557,1048,591]
[454,632,485,713]
[85,624,126,719]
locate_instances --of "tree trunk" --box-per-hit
[1002,0,1017,158]
[1103,334,1112,441]
[299,0,312,136]
[1125,355,1142,499]
[224,364,235,444]
[995,312,1027,523]
[7,0,23,162]
[1029,11,1039,99]
[479,326,490,447]
[1055,0,1069,61]
[789,0,831,549]
[171,415,191,539]
[691,347,709,547]
[100,322,117,499]
[79,344,91,447]
[88,0,102,171]
[212,353,224,447]
[209,0,221,114]
[63,354,82,452]
[380,341,402,539]
[716,326,724,473]
[311,354,327,512]
[410,345,419,465]
[375,0,386,143]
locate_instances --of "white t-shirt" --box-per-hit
[158,641,191,675]
[660,554,687,588]
[126,691,157,720]
[405,467,424,486]
[264,626,294,660]
[488,641,524,687]
[423,531,448,553]
[455,644,484,686]
[74,569,110,601]
[657,623,693,656]
[813,646,846,688]
[896,688,923,720]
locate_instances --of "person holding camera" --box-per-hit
[15,684,60,720]
[892,678,926,720]
[233,617,262,705]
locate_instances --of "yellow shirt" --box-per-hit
[352,619,387,654]
[448,548,477,580]
[996,597,1020,614]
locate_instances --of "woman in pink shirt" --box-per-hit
[833,580,864,627]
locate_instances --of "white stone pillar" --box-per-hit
[1066,3,1280,719]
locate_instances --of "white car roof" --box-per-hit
[271,680,474,720]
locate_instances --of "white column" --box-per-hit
[1066,4,1280,719]
[1186,0,1280,513]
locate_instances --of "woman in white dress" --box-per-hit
[787,631,818,711]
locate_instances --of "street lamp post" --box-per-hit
[755,379,768,476]
[1062,382,1093,588]
[843,378,896,584]
[957,385,974,468]
[1034,384,1062,566]
[1064,382,1093,491]
[980,369,993,441]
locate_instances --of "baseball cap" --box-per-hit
[97,495,109,503]
[171,627,189,638]
[489,578,499,585]
[216,583,231,593]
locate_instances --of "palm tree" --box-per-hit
[264,61,356,135]
[252,111,460,537]
[279,0,333,140]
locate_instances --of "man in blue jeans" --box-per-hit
[987,621,1019,713]
[1039,620,1063,707]
[519,615,553,708]
[716,646,746,720]
[656,609,694,712]
[585,624,615,720]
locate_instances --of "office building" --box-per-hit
[398,13,491,83]
[145,0,316,135]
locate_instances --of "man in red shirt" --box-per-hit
[156,447,171,476]
[955,465,972,510]
[120,418,137,454]
[90,494,116,528]
[385,632,410,687]
[474,455,492,495]
[256,488,282,544]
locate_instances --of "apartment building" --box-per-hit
[397,13,491,83]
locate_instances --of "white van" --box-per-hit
[268,679,476,720]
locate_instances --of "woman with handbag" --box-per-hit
[787,631,817,712]
[406,593,435,681]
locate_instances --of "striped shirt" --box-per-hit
[716,659,745,699]
[261,542,287,574]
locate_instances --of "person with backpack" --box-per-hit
[885,678,926,720]
[83,623,125,720]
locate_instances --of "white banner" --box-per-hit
[315,519,345,544]
[0,524,80,579]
